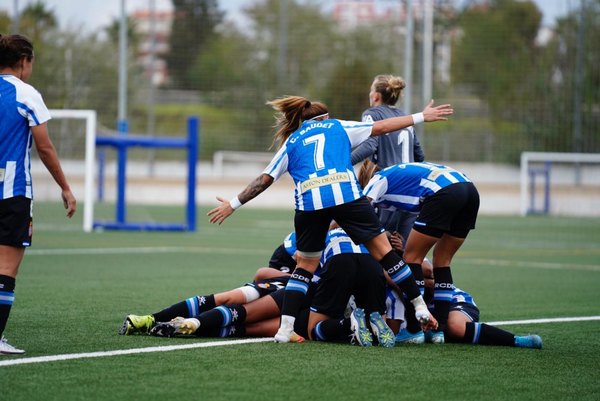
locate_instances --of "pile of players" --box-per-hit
[119,74,542,350]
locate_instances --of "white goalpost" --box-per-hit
[520,151,600,216]
[49,109,97,233]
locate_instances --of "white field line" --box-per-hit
[0,337,273,367]
[1,316,599,367]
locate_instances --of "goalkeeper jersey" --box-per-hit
[263,118,373,211]
[0,74,51,200]
[351,105,425,167]
[363,162,472,213]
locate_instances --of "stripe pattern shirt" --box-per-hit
[362,162,471,213]
[321,227,369,265]
[263,119,373,211]
[0,75,51,200]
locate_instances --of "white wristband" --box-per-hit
[411,112,424,125]
[229,196,242,210]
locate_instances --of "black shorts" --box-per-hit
[0,196,32,247]
[295,197,384,253]
[413,182,480,238]
[310,253,386,318]
[450,302,480,322]
[269,281,317,311]
[268,244,297,273]
[245,276,289,298]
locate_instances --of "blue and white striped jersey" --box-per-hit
[321,227,369,265]
[263,119,373,211]
[452,287,476,307]
[283,231,297,257]
[0,75,51,200]
[363,162,471,212]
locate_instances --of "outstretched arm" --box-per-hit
[207,173,274,225]
[371,100,453,137]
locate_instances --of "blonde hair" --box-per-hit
[372,74,406,105]
[267,96,329,148]
[357,159,381,188]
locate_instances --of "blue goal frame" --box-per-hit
[93,116,199,231]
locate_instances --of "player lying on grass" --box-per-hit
[148,227,400,347]
[390,255,543,349]
[119,232,298,335]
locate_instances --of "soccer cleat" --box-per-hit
[424,330,445,344]
[274,316,305,343]
[349,308,372,347]
[0,337,25,355]
[119,314,155,335]
[273,330,305,343]
[514,334,543,349]
[149,317,200,338]
[395,329,425,344]
[368,312,395,348]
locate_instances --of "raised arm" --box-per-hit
[371,100,453,137]
[207,173,274,225]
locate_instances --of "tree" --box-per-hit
[452,0,542,115]
[166,0,224,88]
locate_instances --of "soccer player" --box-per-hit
[150,227,395,348]
[360,161,480,343]
[395,261,542,349]
[119,232,298,335]
[0,34,77,355]
[352,74,425,242]
[208,96,452,343]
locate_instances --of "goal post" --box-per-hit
[49,109,97,232]
[48,109,199,232]
[520,152,600,216]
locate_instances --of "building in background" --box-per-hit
[132,8,173,86]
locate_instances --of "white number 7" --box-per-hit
[304,133,326,170]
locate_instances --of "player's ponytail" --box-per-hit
[267,96,328,148]
[358,159,381,188]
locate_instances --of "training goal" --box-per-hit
[46,109,198,232]
[520,152,600,216]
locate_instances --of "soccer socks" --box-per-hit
[195,304,247,335]
[0,275,16,337]
[280,267,313,322]
[311,318,351,342]
[463,322,515,347]
[380,251,421,301]
[152,294,216,322]
[433,267,453,331]
[408,263,425,296]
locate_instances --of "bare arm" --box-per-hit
[207,173,274,225]
[31,123,77,218]
[371,100,453,137]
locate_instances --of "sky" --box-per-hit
[2,0,573,33]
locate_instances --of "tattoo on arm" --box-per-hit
[238,174,274,204]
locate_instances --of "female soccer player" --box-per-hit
[208,96,452,343]
[0,34,77,355]
[351,74,425,243]
[360,160,480,343]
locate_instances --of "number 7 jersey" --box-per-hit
[263,119,373,211]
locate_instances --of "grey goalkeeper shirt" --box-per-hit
[351,105,425,167]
